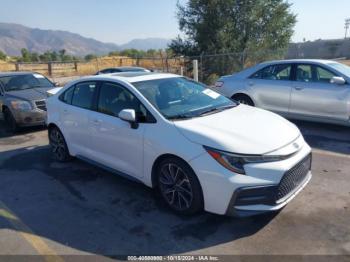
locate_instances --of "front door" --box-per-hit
[289,64,349,121]
[88,81,147,178]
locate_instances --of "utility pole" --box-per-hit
[345,18,350,39]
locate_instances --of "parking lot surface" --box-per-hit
[0,118,349,260]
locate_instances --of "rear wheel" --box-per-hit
[3,108,18,132]
[49,126,71,162]
[157,157,203,215]
[233,94,254,106]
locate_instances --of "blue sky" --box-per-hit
[0,0,349,44]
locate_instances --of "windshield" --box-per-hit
[328,63,350,77]
[0,74,54,92]
[133,77,237,120]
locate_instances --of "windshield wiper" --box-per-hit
[167,114,194,120]
[198,104,236,116]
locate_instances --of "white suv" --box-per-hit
[46,72,312,217]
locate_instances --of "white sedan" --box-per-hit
[46,72,312,217]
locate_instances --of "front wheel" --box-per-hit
[49,126,71,162]
[233,94,254,106]
[157,157,203,215]
[3,108,18,132]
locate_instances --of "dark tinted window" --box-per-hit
[59,86,74,104]
[71,82,96,109]
[97,82,151,122]
[251,64,291,81]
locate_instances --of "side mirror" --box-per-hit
[331,76,346,85]
[118,109,139,129]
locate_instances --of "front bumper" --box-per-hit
[12,109,47,127]
[189,136,312,216]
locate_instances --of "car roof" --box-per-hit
[259,59,339,66]
[0,71,39,77]
[100,66,148,71]
[77,72,180,84]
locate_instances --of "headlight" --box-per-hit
[204,146,290,175]
[10,100,33,111]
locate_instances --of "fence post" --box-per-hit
[193,60,199,82]
[74,61,78,72]
[200,53,204,82]
[180,66,184,76]
[48,62,52,76]
[15,63,19,71]
[119,58,123,66]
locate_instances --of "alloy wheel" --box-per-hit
[49,128,67,161]
[158,163,194,211]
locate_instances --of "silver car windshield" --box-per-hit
[133,77,237,120]
[328,63,350,77]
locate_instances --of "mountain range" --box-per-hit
[0,23,170,56]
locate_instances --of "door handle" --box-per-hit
[63,109,68,114]
[248,81,254,86]
[294,86,304,90]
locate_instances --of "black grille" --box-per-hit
[276,154,311,201]
[35,100,47,111]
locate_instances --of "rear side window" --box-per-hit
[251,64,291,81]
[71,82,97,110]
[59,86,74,104]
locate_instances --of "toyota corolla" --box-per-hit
[46,72,312,217]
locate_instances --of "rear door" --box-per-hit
[248,63,293,114]
[289,63,349,121]
[59,81,98,157]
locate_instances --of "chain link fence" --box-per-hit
[1,49,350,85]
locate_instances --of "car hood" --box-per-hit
[174,104,300,155]
[6,87,53,101]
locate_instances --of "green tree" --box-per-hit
[170,0,296,82]
[85,54,97,61]
[20,48,31,62]
[59,49,66,61]
[0,50,6,60]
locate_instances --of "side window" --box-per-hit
[71,82,97,109]
[97,82,153,122]
[315,66,335,83]
[59,86,74,104]
[296,65,312,82]
[251,64,291,81]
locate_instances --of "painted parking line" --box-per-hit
[0,201,64,262]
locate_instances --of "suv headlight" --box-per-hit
[204,146,290,175]
[10,100,33,111]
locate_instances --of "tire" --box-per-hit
[3,108,18,132]
[233,94,254,106]
[48,126,72,162]
[157,157,203,215]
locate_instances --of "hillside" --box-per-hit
[0,23,170,56]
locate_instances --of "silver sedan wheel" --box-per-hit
[158,163,193,211]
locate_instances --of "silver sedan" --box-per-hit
[214,59,350,126]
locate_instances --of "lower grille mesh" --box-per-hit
[276,154,311,201]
